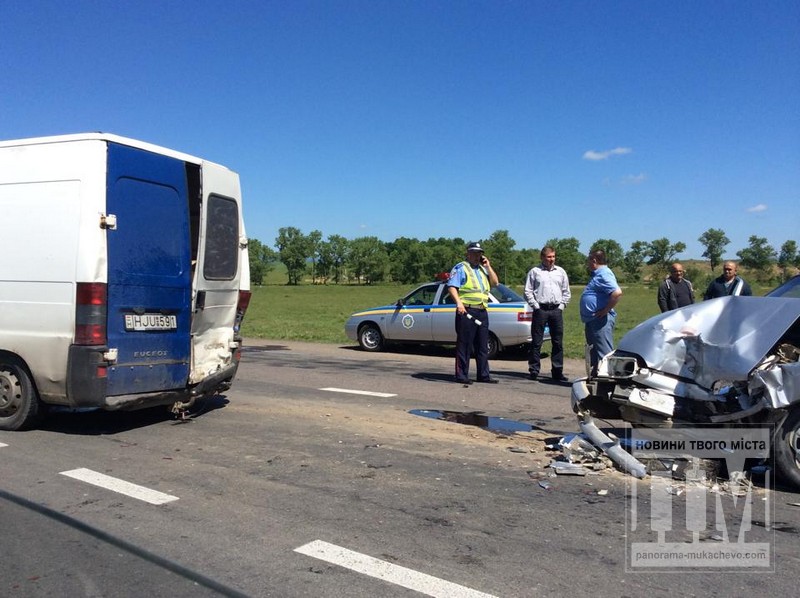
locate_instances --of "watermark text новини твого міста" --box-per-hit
[625,425,774,572]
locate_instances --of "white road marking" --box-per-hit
[294,540,498,598]
[60,468,179,505]
[0,442,7,447]
[320,387,397,398]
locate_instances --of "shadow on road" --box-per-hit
[37,395,230,435]
[339,343,536,361]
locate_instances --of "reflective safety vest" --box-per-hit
[457,261,490,307]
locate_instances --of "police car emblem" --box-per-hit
[402,314,415,329]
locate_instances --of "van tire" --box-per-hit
[0,357,41,431]
[774,407,800,490]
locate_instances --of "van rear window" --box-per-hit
[203,195,239,280]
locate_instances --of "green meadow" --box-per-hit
[241,278,749,359]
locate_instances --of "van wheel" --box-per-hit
[0,358,42,431]
[774,408,800,490]
[487,334,499,359]
[358,324,384,352]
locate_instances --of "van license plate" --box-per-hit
[124,314,177,331]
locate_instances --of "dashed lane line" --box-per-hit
[0,442,7,448]
[60,468,179,505]
[320,387,397,398]
[294,540,498,598]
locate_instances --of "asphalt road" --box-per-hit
[2,340,800,597]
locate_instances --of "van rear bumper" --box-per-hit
[103,360,240,411]
[67,346,240,411]
[66,346,108,408]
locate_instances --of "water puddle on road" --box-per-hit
[409,409,535,434]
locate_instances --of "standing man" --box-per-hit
[703,261,752,299]
[657,262,695,312]
[524,246,571,382]
[580,249,622,376]
[447,242,500,385]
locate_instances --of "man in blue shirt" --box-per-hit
[580,249,622,376]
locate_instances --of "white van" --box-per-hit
[0,133,251,430]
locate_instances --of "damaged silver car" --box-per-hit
[571,275,800,488]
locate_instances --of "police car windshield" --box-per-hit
[490,284,524,303]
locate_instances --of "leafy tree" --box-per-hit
[387,237,431,284]
[307,229,323,284]
[645,238,686,275]
[737,235,776,279]
[424,237,465,277]
[348,236,389,284]
[247,238,276,285]
[482,230,516,284]
[698,228,730,272]
[275,226,311,285]
[590,239,623,270]
[621,241,648,282]
[514,248,539,285]
[778,240,799,281]
[322,234,350,284]
[546,237,585,284]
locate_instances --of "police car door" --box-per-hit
[105,143,192,395]
[431,283,458,342]
[385,283,437,341]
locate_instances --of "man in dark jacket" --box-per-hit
[657,263,695,312]
[703,261,752,299]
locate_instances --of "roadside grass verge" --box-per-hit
[241,282,680,359]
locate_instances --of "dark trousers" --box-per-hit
[455,307,490,382]
[528,307,564,375]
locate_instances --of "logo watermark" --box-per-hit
[625,425,775,571]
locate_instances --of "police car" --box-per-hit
[344,277,548,358]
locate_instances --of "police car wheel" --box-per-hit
[358,323,384,352]
[774,407,800,490]
[0,357,42,431]
[487,334,499,359]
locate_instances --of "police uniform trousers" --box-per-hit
[455,305,490,382]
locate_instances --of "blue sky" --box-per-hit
[2,1,798,259]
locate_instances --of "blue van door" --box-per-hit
[105,143,192,395]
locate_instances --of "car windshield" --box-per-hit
[490,284,524,303]
[766,275,800,298]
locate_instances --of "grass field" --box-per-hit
[241,281,689,359]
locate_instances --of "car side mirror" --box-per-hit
[396,298,405,307]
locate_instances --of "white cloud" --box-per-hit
[621,173,647,185]
[747,204,768,213]
[583,147,632,161]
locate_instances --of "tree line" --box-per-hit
[248,226,800,288]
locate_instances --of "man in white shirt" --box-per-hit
[524,246,571,382]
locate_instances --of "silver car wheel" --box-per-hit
[358,324,384,352]
[774,407,800,490]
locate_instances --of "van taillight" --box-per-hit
[75,283,107,345]
[234,290,252,334]
[237,290,252,314]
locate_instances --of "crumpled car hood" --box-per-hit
[617,296,800,388]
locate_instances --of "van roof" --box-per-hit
[0,132,229,170]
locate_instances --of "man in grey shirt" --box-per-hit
[524,246,571,382]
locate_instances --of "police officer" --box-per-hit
[447,242,499,385]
